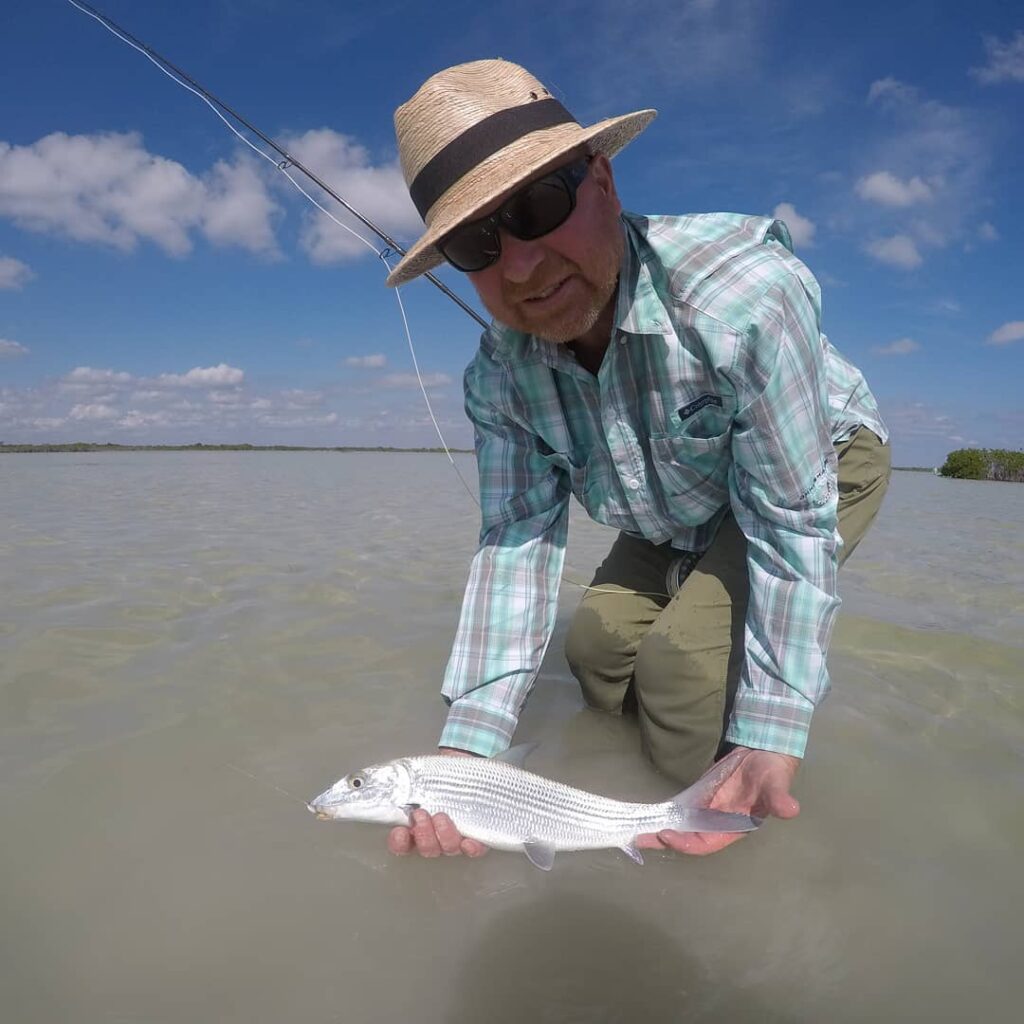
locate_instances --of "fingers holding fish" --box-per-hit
[387,825,414,855]
[387,811,489,859]
[635,828,747,857]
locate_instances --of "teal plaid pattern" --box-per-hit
[440,212,888,759]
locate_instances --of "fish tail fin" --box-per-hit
[668,748,763,833]
[670,747,749,810]
[668,804,762,833]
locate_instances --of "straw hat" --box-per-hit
[385,59,656,287]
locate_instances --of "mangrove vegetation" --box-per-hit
[939,447,1024,483]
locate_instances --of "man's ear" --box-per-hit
[588,153,620,205]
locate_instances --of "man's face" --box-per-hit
[465,153,624,343]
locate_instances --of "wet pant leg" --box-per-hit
[564,428,892,785]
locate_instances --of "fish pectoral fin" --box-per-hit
[522,839,556,871]
[620,842,644,866]
[400,803,421,824]
[493,743,538,768]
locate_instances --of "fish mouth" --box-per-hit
[307,801,333,821]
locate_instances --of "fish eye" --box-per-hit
[349,773,366,790]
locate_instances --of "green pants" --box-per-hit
[564,428,892,785]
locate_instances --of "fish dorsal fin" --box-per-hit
[492,743,537,768]
[522,839,556,871]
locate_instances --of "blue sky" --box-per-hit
[1,0,1021,465]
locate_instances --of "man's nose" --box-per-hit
[497,229,545,283]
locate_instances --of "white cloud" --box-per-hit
[279,389,324,407]
[345,353,387,368]
[206,389,247,406]
[858,78,989,268]
[62,367,133,388]
[978,221,999,241]
[855,171,934,207]
[0,254,33,290]
[378,372,452,389]
[282,129,421,263]
[772,203,816,248]
[986,321,1024,346]
[201,157,282,258]
[69,403,118,421]
[0,338,29,358]
[156,364,245,387]
[865,234,922,269]
[971,31,1024,84]
[0,358,474,447]
[253,411,339,429]
[872,337,921,356]
[0,132,280,257]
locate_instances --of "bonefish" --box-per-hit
[308,745,759,870]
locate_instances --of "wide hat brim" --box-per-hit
[385,108,655,287]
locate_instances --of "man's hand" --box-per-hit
[636,746,801,857]
[386,748,489,858]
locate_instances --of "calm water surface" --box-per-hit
[1,453,1021,1022]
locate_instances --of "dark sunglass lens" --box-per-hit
[439,220,500,272]
[503,176,572,240]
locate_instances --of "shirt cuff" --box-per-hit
[439,698,519,758]
[724,690,815,758]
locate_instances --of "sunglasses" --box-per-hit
[438,157,591,273]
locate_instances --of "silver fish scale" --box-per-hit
[403,754,684,852]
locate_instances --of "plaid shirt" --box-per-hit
[440,211,888,759]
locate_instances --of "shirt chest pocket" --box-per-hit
[648,408,732,500]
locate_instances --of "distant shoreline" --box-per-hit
[0,444,953,470]
[0,443,473,454]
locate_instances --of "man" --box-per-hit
[383,60,890,859]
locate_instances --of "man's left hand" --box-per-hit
[636,747,801,857]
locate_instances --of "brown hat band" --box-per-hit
[408,98,575,219]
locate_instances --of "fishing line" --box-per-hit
[64,0,664,599]
[225,762,310,809]
[64,0,480,504]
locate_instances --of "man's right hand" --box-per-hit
[386,748,489,858]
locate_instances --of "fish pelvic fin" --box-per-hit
[522,839,556,871]
[620,842,645,866]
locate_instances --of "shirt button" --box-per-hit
[628,478,641,490]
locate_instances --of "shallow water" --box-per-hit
[1,453,1021,1022]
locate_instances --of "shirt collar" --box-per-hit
[615,213,674,337]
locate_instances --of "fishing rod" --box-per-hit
[64,0,489,330]
[63,1,664,602]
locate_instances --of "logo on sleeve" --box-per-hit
[677,394,723,422]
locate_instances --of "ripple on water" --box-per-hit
[13,584,106,610]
